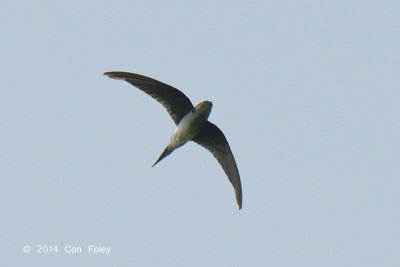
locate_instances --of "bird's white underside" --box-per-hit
[168,102,212,150]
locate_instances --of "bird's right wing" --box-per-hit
[193,121,242,209]
[104,72,194,125]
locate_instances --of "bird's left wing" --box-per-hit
[193,121,242,209]
[104,71,194,125]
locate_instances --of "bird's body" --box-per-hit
[104,71,242,209]
[153,101,212,167]
[172,101,212,148]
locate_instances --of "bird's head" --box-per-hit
[194,101,213,120]
[195,101,213,111]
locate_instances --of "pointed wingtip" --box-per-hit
[235,187,242,210]
[103,71,115,79]
[103,71,127,81]
[238,200,242,210]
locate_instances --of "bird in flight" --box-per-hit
[104,71,242,210]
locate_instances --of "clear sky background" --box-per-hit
[1,1,399,266]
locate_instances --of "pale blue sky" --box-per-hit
[1,1,399,266]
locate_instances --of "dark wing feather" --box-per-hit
[193,121,242,209]
[104,71,194,125]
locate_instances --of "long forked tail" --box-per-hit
[152,146,172,167]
